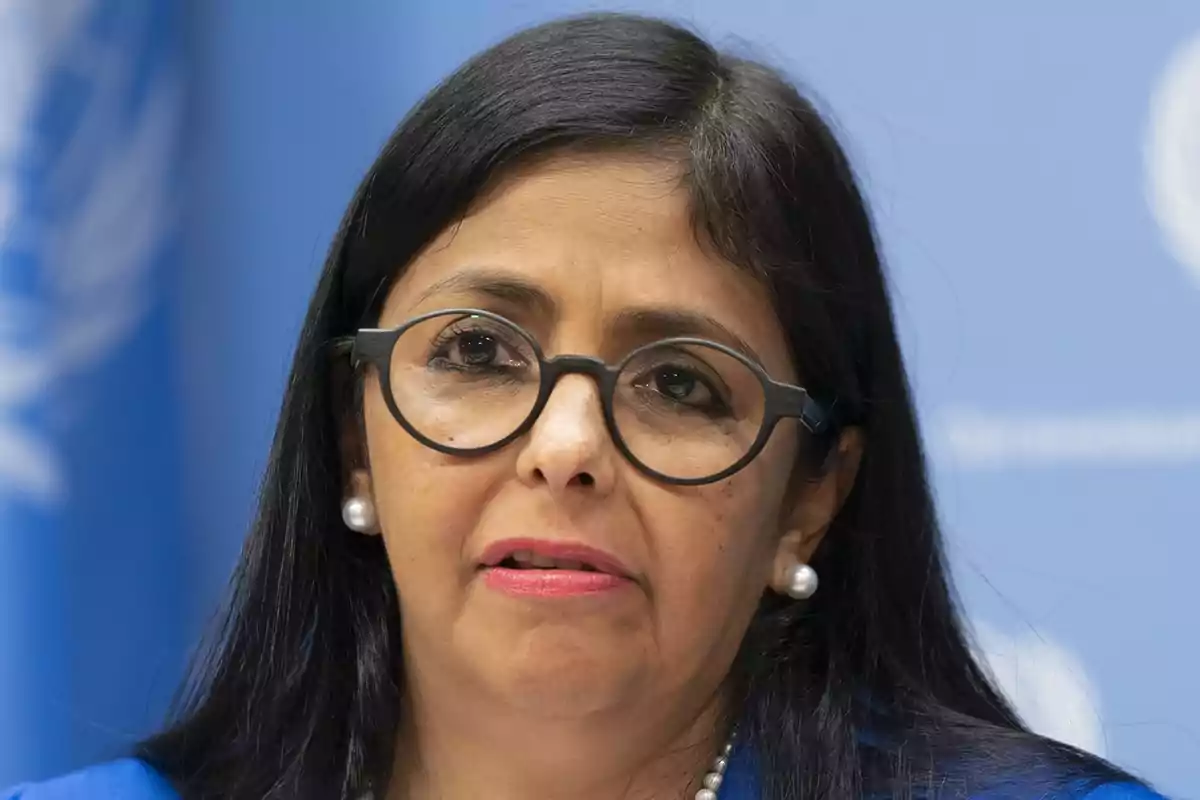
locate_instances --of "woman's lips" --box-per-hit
[477,538,633,576]
[482,567,629,597]
[477,538,635,598]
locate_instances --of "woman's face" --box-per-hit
[357,155,839,726]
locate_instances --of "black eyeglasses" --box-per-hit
[336,308,832,486]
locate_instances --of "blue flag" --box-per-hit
[0,1,185,785]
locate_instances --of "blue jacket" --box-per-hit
[4,752,1168,799]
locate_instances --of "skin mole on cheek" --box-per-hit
[720,478,738,499]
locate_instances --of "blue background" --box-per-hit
[2,2,1196,796]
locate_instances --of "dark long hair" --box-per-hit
[139,14,1146,800]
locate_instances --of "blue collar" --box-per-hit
[721,740,760,800]
[714,744,1162,800]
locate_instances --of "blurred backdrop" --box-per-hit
[1,1,1197,796]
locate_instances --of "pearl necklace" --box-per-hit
[695,734,736,800]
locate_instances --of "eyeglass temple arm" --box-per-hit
[330,330,395,367]
[777,385,835,435]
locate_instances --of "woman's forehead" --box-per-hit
[380,156,796,375]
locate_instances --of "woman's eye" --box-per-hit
[432,328,527,370]
[652,367,709,403]
[637,365,729,414]
[455,333,502,365]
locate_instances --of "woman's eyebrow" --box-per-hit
[610,307,764,366]
[414,267,557,316]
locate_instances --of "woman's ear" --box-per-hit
[338,402,369,480]
[331,345,364,466]
[340,414,379,536]
[334,360,379,534]
[769,427,864,586]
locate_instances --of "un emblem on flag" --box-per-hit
[0,1,180,505]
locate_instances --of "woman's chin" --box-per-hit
[478,634,651,718]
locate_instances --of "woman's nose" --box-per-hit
[514,374,617,497]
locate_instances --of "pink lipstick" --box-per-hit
[477,538,633,598]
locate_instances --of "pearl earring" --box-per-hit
[341,496,378,533]
[783,563,818,600]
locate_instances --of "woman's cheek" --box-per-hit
[642,477,771,615]
[372,445,489,586]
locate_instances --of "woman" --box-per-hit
[6,13,1168,800]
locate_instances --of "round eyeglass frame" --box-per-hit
[336,308,833,486]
